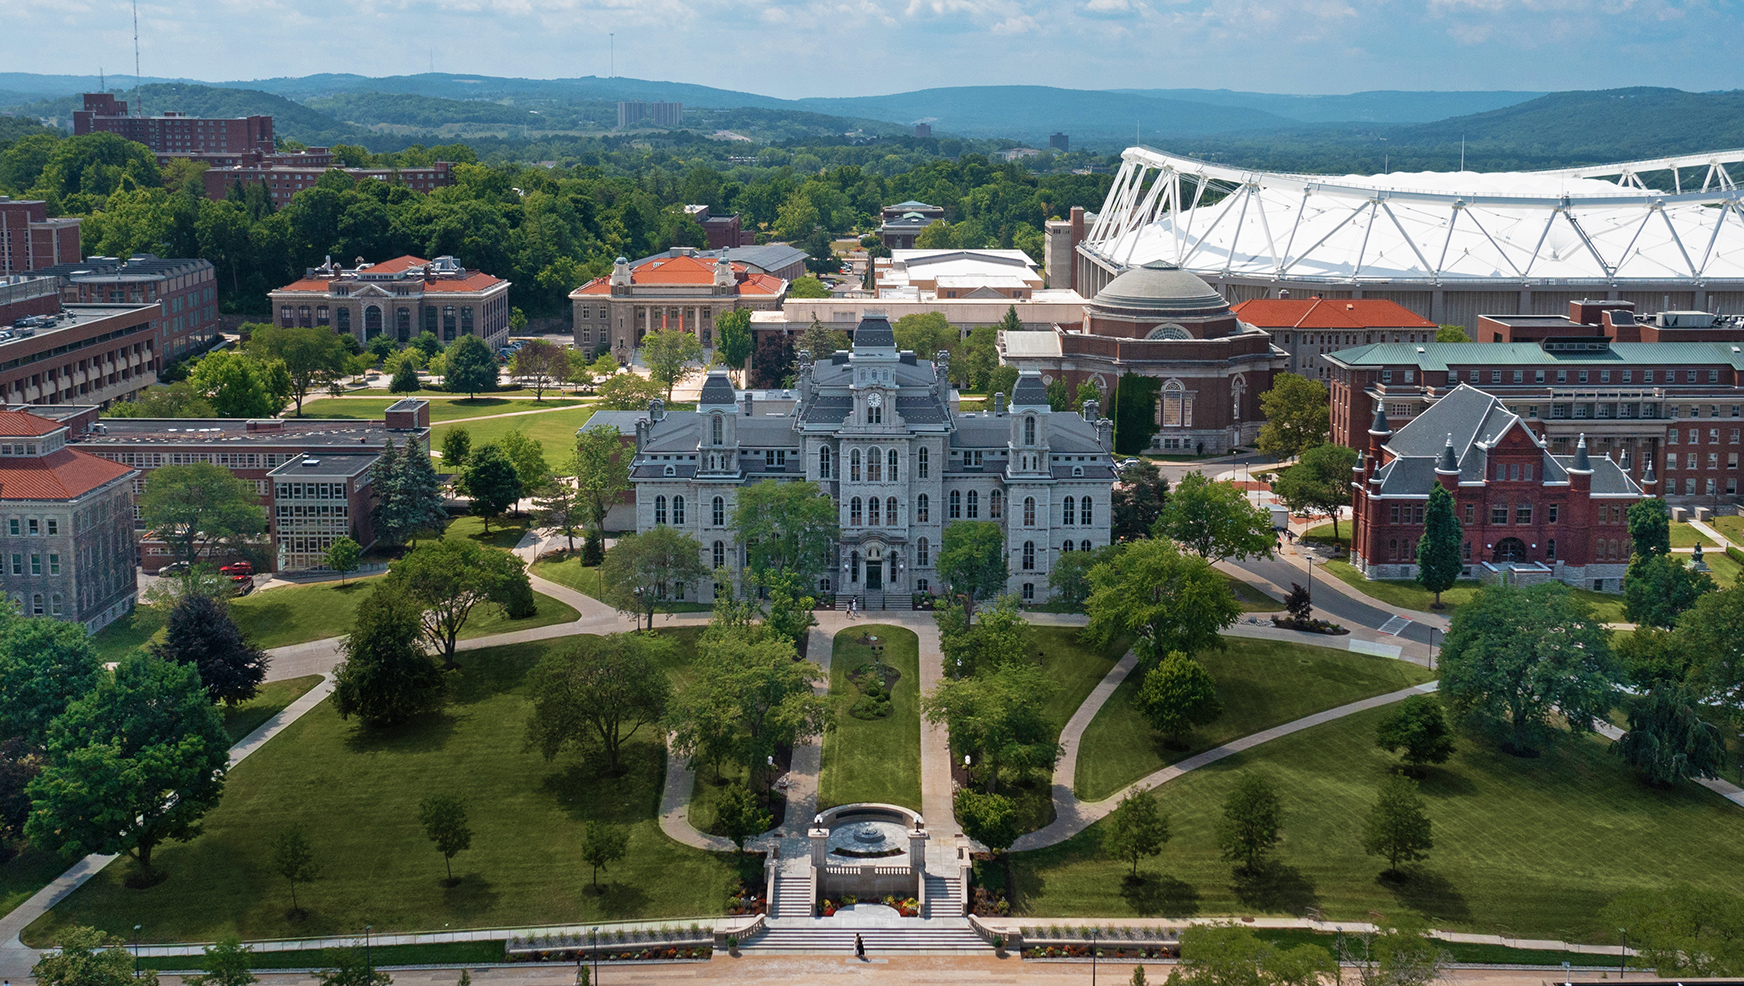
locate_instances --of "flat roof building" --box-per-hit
[0,303,160,408]
[0,198,82,277]
[28,255,218,362]
[73,93,273,158]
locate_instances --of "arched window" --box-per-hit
[672,496,685,525]
[868,450,882,482]
[1062,540,1075,553]
[1023,496,1037,526]
[1081,539,1092,553]
[868,497,881,525]
[655,495,668,525]
[851,449,862,482]
[916,493,929,523]
[1024,416,1037,446]
[1080,496,1093,525]
[949,490,962,519]
[917,536,930,567]
[990,490,1003,518]
[850,497,863,526]
[918,447,929,478]
[1022,541,1036,570]
[712,496,725,526]
[713,540,726,569]
[711,414,724,445]
[887,497,899,526]
[819,446,832,479]
[1063,497,1076,525]
[967,490,979,518]
[888,449,900,481]
[867,401,882,425]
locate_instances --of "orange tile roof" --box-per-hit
[423,272,506,292]
[0,409,67,438]
[739,272,784,296]
[1233,297,1437,330]
[362,256,430,275]
[278,278,331,293]
[0,447,134,500]
[571,256,784,297]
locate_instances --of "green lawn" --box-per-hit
[223,676,322,743]
[1014,705,1744,941]
[1319,560,1626,623]
[1703,548,1741,588]
[24,633,754,945]
[431,407,598,471]
[299,396,583,424]
[1225,574,1284,613]
[1670,521,1723,548]
[1300,522,1352,550]
[89,613,159,664]
[443,514,532,550]
[1710,514,1744,545]
[1032,627,1127,745]
[819,625,922,811]
[142,940,509,971]
[531,555,711,613]
[230,577,578,649]
[1075,639,1435,802]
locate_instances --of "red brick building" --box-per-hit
[28,255,218,361]
[200,157,455,206]
[999,261,1285,454]
[0,198,82,277]
[269,255,511,349]
[1230,295,1438,381]
[0,302,160,407]
[73,93,273,157]
[1352,384,1644,592]
[570,250,788,356]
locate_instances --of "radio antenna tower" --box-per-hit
[132,0,143,116]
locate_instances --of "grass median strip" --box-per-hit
[819,625,922,811]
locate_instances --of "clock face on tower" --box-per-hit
[867,392,883,407]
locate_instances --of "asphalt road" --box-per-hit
[1230,553,1439,646]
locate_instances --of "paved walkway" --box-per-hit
[1014,681,1441,851]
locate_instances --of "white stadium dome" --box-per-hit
[1074,146,1744,330]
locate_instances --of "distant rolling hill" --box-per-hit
[1112,88,1545,124]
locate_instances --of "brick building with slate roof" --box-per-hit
[1352,384,1644,591]
[624,314,1116,608]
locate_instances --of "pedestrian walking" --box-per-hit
[855,933,865,959]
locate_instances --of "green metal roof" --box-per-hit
[1326,342,1744,372]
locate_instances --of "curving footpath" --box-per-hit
[1013,680,1441,852]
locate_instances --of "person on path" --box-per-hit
[855,934,866,959]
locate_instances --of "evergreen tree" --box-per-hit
[1414,483,1463,607]
[389,357,420,393]
[1616,684,1725,786]
[372,438,448,547]
[997,304,1023,334]
[152,593,269,706]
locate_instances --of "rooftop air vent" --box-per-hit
[303,457,321,467]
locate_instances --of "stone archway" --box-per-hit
[364,305,382,338]
[1493,537,1527,563]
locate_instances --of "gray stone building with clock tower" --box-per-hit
[625,314,1118,608]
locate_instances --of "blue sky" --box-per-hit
[12,0,1741,98]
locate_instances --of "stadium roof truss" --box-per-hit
[1083,147,1744,286]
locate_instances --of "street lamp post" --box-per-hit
[1430,626,1440,671]
[364,924,372,975]
[1618,928,1628,979]
[1305,553,1315,620]
[133,925,141,979]
[592,926,600,986]
[1090,927,1098,986]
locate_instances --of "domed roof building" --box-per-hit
[999,261,1286,454]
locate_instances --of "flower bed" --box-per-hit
[506,926,713,963]
[881,894,921,917]
[1017,925,1179,961]
[726,879,767,916]
[970,884,1010,916]
[1270,615,1349,635]
[1024,945,1174,960]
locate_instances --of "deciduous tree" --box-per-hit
[1362,774,1433,876]
[1154,472,1275,563]
[923,661,1057,793]
[1104,788,1171,878]
[571,424,632,540]
[1624,552,1714,629]
[1374,694,1455,775]
[599,527,709,630]
[270,827,320,918]
[440,427,472,468]
[417,793,472,884]
[1085,538,1239,669]
[458,442,522,532]
[332,588,447,727]
[1111,460,1170,541]
[668,626,831,788]
[954,788,1018,856]
[1217,775,1284,874]
[186,350,291,418]
[1136,650,1223,746]
[526,633,673,775]
[1601,885,1744,977]
[152,592,269,706]
[323,536,362,585]
[246,324,348,416]
[509,339,565,400]
[139,462,268,568]
[732,479,839,587]
[443,334,498,398]
[714,784,773,852]
[30,927,154,986]
[386,538,528,664]
[714,308,754,385]
[190,938,260,986]
[0,611,102,749]
[1627,497,1672,557]
[1616,684,1725,786]
[642,328,703,400]
[936,520,1007,620]
[26,654,229,884]
[581,822,629,890]
[1254,372,1331,460]
[892,311,957,360]
[595,372,664,410]
[1271,444,1356,541]
[1439,582,1619,755]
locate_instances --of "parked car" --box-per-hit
[229,576,254,597]
[1117,458,1142,471]
[157,560,189,577]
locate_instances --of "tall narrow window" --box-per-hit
[1080,539,1091,553]
[851,449,861,482]
[887,497,899,526]
[1022,540,1036,570]
[967,490,979,518]
[1080,496,1092,525]
[917,494,929,522]
[1024,416,1037,445]
[711,415,723,445]
[819,446,832,479]
[949,490,962,519]
[868,451,882,482]
[712,496,725,526]
[888,449,899,481]
[672,496,685,525]
[918,447,929,478]
[712,540,725,569]
[851,497,863,526]
[867,401,882,425]
[869,497,882,525]
[990,490,1003,518]
[1063,497,1076,525]
[655,495,667,525]
[1023,496,1037,526]
[917,537,930,566]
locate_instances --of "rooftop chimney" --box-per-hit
[994,392,1007,414]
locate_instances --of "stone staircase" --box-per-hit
[923,872,963,918]
[772,870,813,919]
[740,923,990,953]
